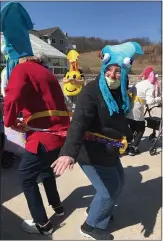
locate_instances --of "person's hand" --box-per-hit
[51,156,75,176]
[11,118,27,133]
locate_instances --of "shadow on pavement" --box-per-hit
[139,136,162,155]
[51,164,162,238]
[109,165,162,238]
[1,161,162,239]
[1,159,22,204]
[50,183,94,232]
[1,206,52,240]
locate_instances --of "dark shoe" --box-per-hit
[80,222,114,240]
[21,219,53,235]
[53,204,64,217]
[128,147,140,156]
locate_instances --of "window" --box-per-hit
[42,36,48,42]
[53,67,67,75]
[51,58,60,66]
[61,68,67,74]
[51,38,56,44]
[51,58,67,67]
[54,68,61,74]
[60,39,64,44]
[65,40,68,47]
[60,58,67,67]
[48,57,67,76]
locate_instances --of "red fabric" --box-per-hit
[4,61,70,153]
[139,66,153,79]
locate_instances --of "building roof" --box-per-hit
[0,33,66,59]
[29,34,66,58]
[38,27,58,36]
[29,30,42,38]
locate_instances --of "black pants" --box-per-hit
[0,133,5,153]
[127,119,145,147]
[18,144,61,225]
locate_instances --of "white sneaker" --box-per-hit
[21,219,53,235]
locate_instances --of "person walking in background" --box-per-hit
[127,66,161,156]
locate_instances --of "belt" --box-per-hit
[26,110,73,123]
[24,109,128,154]
[128,90,145,104]
[85,132,128,155]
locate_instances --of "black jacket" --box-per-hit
[60,76,132,166]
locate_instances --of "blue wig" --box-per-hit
[99,42,143,116]
[1,2,34,79]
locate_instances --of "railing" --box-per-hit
[56,74,162,85]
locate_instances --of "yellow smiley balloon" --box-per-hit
[63,70,85,96]
[63,50,85,96]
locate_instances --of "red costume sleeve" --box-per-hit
[4,64,29,127]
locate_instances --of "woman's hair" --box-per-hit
[19,56,38,63]
[19,52,49,65]
[35,52,49,64]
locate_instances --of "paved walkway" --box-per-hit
[1,107,162,240]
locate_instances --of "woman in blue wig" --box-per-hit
[51,42,144,240]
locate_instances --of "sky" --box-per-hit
[1,1,162,43]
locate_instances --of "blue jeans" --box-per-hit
[79,159,124,230]
[18,144,61,225]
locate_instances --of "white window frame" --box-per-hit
[49,66,67,75]
[49,57,67,75]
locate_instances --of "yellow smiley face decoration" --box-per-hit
[62,50,85,96]
[63,70,85,96]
